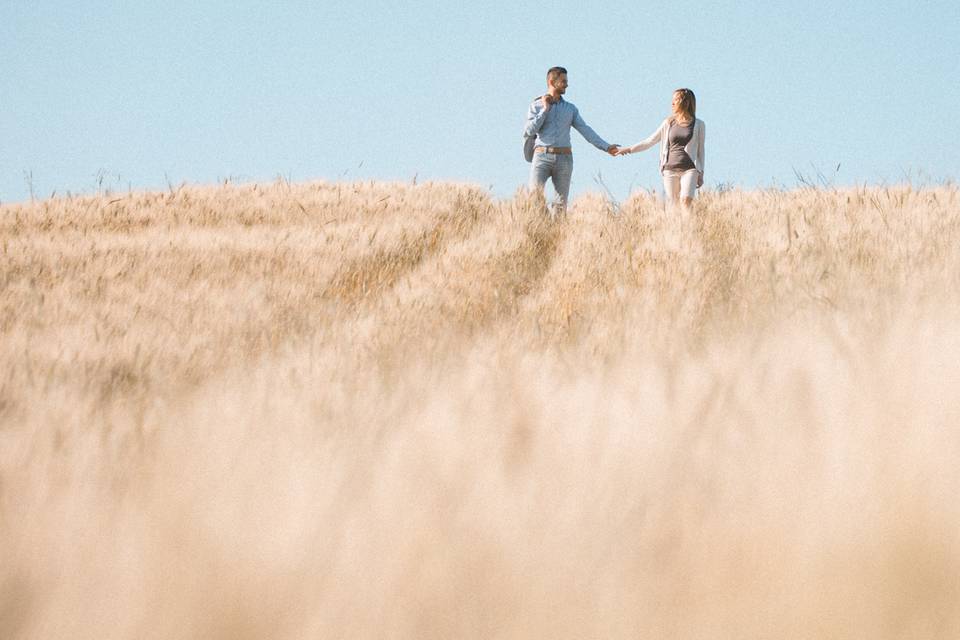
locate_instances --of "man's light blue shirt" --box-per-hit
[523,97,610,151]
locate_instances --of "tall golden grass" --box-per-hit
[2,180,959,638]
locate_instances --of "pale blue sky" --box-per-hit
[2,1,958,204]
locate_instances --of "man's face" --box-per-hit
[550,73,568,95]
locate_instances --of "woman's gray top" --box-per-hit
[664,119,696,171]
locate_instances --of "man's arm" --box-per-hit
[571,108,617,154]
[523,99,550,138]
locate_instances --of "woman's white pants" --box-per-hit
[662,168,699,202]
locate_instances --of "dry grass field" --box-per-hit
[2,180,960,638]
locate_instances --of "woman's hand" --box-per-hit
[615,147,630,156]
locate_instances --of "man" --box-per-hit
[523,66,619,214]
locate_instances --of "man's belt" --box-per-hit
[534,146,572,155]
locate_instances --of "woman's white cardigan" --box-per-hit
[623,117,705,176]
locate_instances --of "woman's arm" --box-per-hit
[618,120,665,154]
[696,121,705,186]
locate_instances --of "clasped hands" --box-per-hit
[607,145,704,187]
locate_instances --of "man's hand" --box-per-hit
[607,144,620,156]
[541,95,554,112]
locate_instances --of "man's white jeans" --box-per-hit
[662,168,698,202]
[530,152,573,213]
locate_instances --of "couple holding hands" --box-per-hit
[523,66,705,213]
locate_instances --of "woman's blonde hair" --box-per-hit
[672,88,696,123]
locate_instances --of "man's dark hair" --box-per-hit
[547,66,567,83]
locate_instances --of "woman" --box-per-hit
[617,88,705,207]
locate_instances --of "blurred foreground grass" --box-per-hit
[2,181,959,638]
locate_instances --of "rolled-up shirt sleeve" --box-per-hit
[524,102,548,138]
[571,108,609,150]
